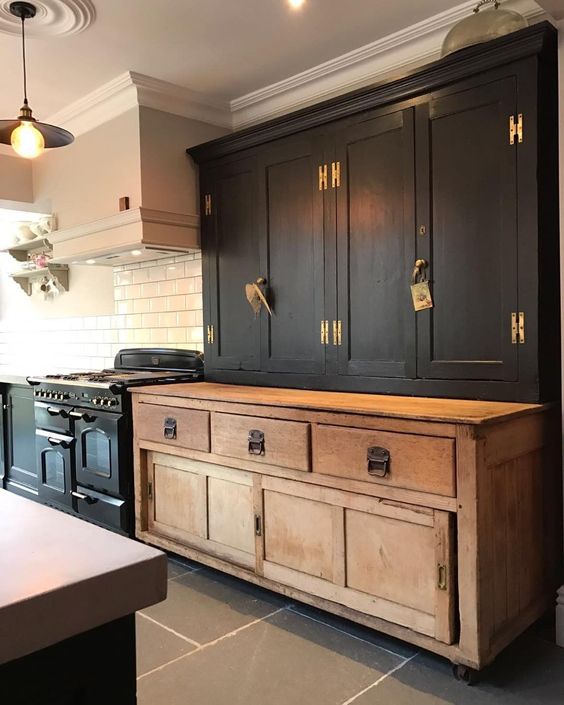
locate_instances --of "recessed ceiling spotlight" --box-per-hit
[130,250,142,256]
[288,0,305,9]
[85,259,96,265]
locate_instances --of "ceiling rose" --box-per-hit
[0,0,94,36]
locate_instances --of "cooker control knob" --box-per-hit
[92,398,100,406]
[108,398,118,407]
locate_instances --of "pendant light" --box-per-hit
[0,2,74,158]
[441,0,527,59]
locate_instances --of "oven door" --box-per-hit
[72,408,129,497]
[36,429,75,510]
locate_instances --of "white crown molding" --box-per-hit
[230,0,547,129]
[46,71,232,138]
[44,0,548,137]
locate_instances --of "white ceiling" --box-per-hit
[0,0,481,121]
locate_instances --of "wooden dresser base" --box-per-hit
[132,384,562,672]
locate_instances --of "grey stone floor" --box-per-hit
[136,555,564,705]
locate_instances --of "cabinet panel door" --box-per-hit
[147,452,256,569]
[4,385,36,491]
[261,477,455,643]
[258,134,326,374]
[205,157,261,371]
[336,108,416,378]
[416,77,518,381]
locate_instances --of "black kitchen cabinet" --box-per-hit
[202,156,261,371]
[189,23,559,402]
[334,106,416,379]
[2,384,37,497]
[257,132,327,375]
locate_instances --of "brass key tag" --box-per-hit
[410,259,433,312]
[411,281,433,311]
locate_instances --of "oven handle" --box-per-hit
[71,490,98,505]
[47,437,72,449]
[69,410,96,422]
[47,406,70,418]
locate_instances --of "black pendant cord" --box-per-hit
[20,14,28,106]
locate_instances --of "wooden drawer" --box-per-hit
[211,412,310,472]
[136,403,210,452]
[312,424,455,497]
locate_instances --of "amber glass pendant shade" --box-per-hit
[0,2,74,158]
[441,0,528,58]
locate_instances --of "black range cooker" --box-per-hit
[27,348,203,536]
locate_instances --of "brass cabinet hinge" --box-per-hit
[254,514,262,536]
[320,320,329,345]
[331,161,341,188]
[332,320,342,346]
[204,194,212,215]
[437,563,448,591]
[511,312,525,344]
[318,164,328,191]
[147,480,153,500]
[509,114,523,145]
[207,324,215,345]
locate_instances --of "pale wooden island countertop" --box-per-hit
[0,490,167,665]
[130,381,549,425]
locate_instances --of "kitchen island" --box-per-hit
[0,490,167,704]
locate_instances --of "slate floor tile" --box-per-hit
[141,567,287,645]
[167,558,195,579]
[353,635,564,705]
[135,614,196,676]
[137,608,404,705]
[289,601,417,659]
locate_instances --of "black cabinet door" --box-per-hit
[416,77,519,381]
[257,133,326,374]
[335,108,416,378]
[4,384,37,492]
[204,156,261,371]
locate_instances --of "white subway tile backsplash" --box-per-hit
[0,256,204,373]
[132,268,150,284]
[157,280,176,297]
[166,295,186,311]
[158,312,177,328]
[166,263,185,279]
[140,282,159,298]
[148,266,167,282]
[115,271,133,286]
[149,297,167,313]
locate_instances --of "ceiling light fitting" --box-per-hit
[441,0,527,58]
[0,1,74,158]
[288,0,305,10]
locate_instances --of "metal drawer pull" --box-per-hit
[164,417,177,440]
[47,406,69,418]
[248,430,265,456]
[47,437,72,450]
[69,411,95,422]
[71,490,98,505]
[367,446,390,477]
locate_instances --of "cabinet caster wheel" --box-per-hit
[452,664,479,685]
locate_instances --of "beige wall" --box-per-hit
[139,107,228,215]
[32,108,142,231]
[0,153,33,203]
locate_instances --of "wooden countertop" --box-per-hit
[131,382,548,425]
[0,491,167,665]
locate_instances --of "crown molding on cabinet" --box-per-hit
[230,0,547,128]
[45,0,547,138]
